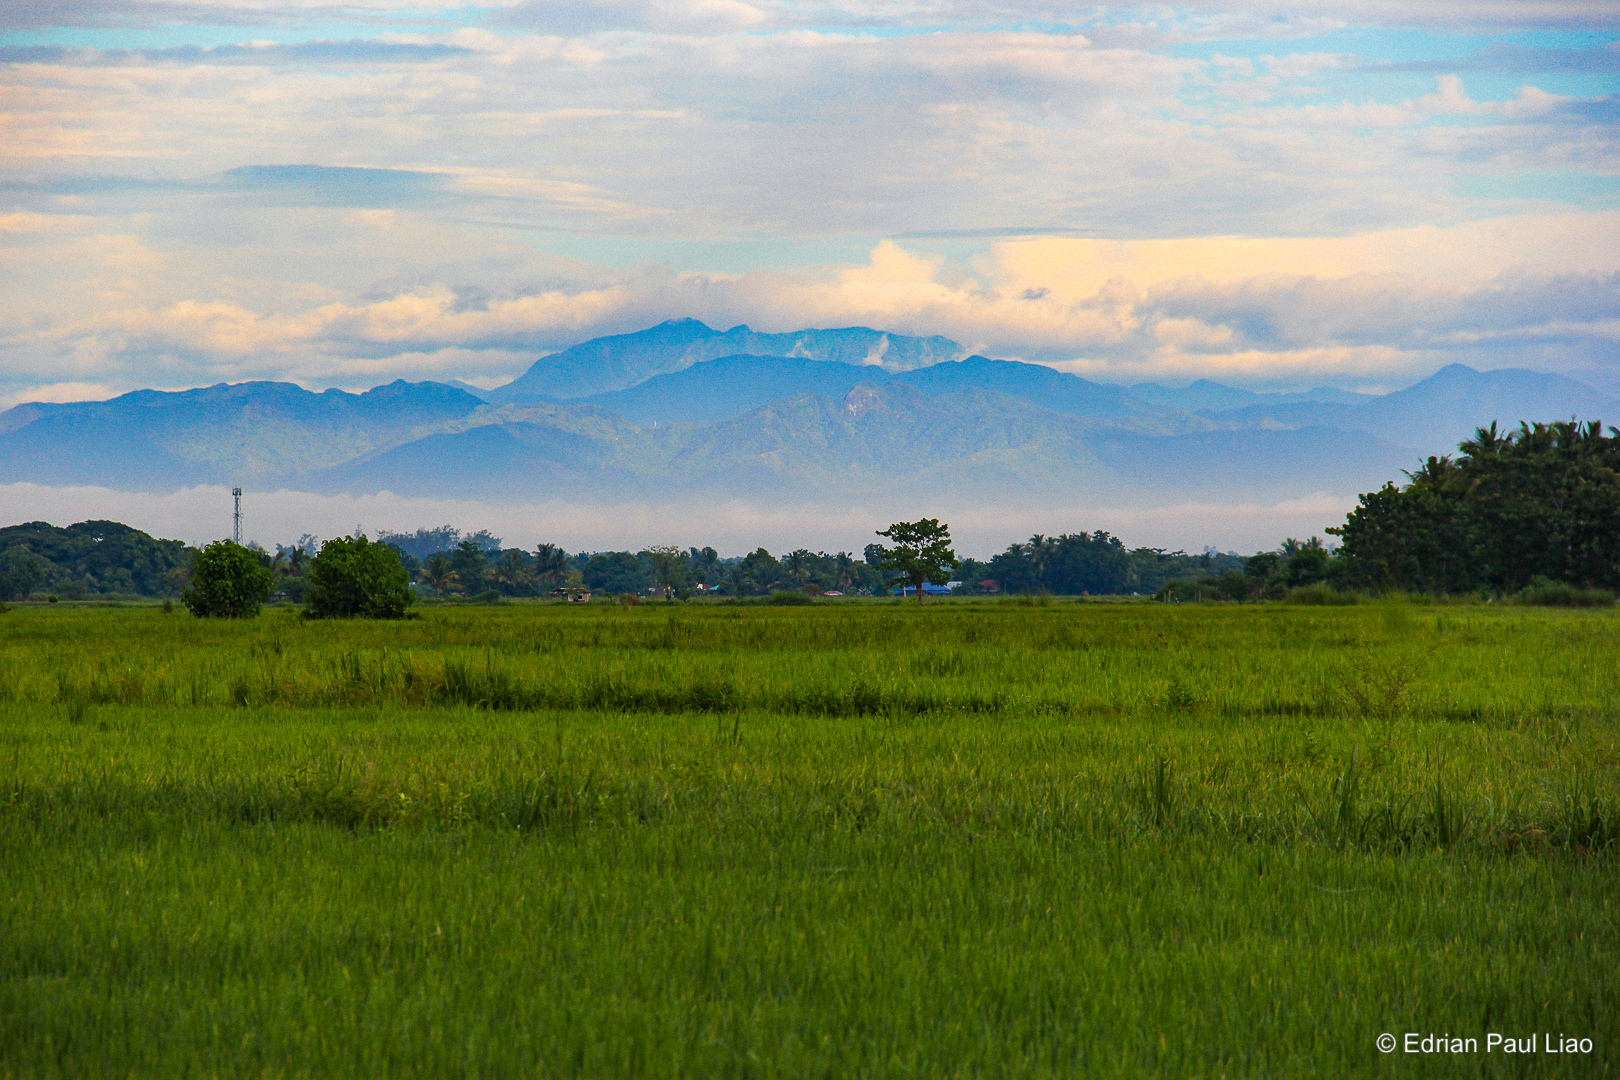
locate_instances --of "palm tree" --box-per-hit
[784,549,814,586]
[421,553,458,597]
[497,550,532,595]
[688,546,719,586]
[535,543,569,592]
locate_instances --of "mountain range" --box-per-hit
[5,319,1617,509]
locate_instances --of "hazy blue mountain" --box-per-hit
[566,353,1159,426]
[1126,379,1261,414]
[304,383,1123,502]
[0,379,483,488]
[0,315,1609,511]
[1124,380,1376,414]
[1203,364,1620,455]
[310,401,666,499]
[666,385,1404,504]
[487,318,963,401]
[442,380,495,401]
[892,356,1143,419]
[567,355,888,425]
[307,381,1409,507]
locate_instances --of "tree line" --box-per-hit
[1329,420,1620,595]
[4,420,1616,605]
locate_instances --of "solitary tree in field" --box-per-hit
[303,535,415,619]
[182,539,274,618]
[873,519,959,605]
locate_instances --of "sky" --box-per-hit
[2,1,1618,551]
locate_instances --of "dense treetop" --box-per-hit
[1331,420,1620,594]
[0,520,190,598]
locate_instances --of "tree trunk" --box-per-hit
[915,572,925,605]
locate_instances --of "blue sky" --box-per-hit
[2,0,1618,408]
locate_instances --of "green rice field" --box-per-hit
[1,599,1616,1077]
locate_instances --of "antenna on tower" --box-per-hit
[232,487,243,544]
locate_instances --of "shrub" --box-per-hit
[1287,583,1359,606]
[182,540,274,618]
[1514,578,1615,608]
[303,536,415,619]
[1156,579,1216,603]
[770,591,812,606]
[1216,571,1253,601]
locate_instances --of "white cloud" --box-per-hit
[6,214,1620,401]
[3,3,1617,402]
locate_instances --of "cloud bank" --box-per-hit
[2,5,1618,413]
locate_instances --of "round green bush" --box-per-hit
[303,536,415,619]
[182,540,274,618]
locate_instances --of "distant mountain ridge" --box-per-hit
[0,379,483,488]
[558,353,1380,427]
[1196,364,1620,450]
[487,318,964,401]
[3,320,1616,511]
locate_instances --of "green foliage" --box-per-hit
[534,542,569,592]
[181,540,273,618]
[1287,583,1359,606]
[374,525,499,560]
[494,549,535,596]
[642,545,687,598]
[583,551,651,595]
[1514,578,1616,607]
[303,535,415,619]
[0,545,51,601]
[449,539,491,594]
[987,531,1129,595]
[725,547,786,596]
[687,545,720,586]
[1215,571,1252,601]
[873,518,958,603]
[1332,420,1620,594]
[975,535,1250,597]
[0,520,191,597]
[420,552,457,597]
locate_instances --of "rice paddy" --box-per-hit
[1,599,1615,1077]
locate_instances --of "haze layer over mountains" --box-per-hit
[5,319,1617,514]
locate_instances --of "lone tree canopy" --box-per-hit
[304,535,415,619]
[873,519,958,604]
[183,539,274,618]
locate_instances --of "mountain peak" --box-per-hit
[487,320,965,403]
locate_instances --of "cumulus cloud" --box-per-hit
[7,214,1620,404]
